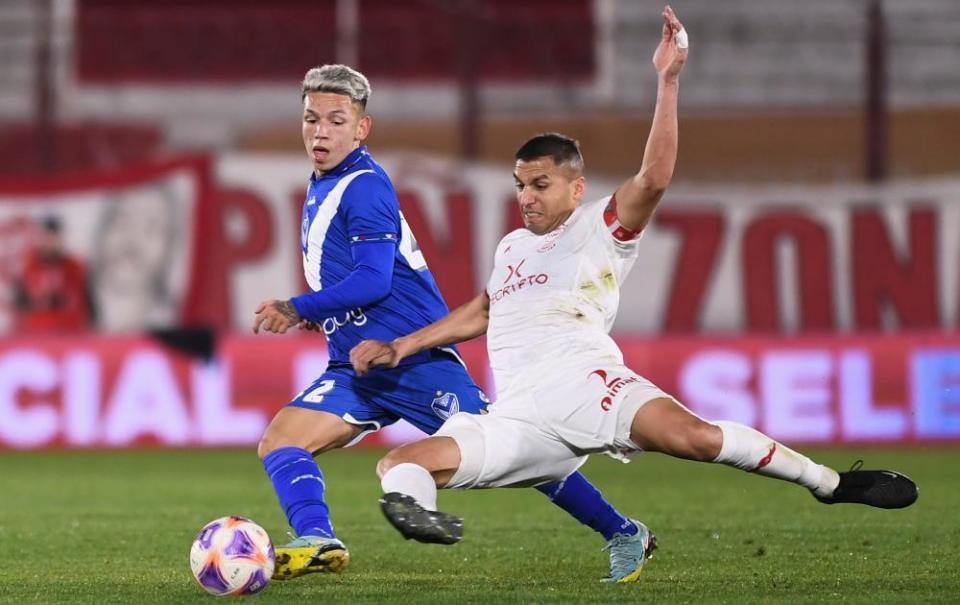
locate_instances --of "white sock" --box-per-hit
[380,462,438,510]
[712,421,840,497]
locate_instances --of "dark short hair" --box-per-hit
[514,132,584,173]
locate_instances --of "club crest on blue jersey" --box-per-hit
[431,392,460,419]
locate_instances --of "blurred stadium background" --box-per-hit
[2,0,959,452]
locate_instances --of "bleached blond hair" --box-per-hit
[301,64,371,109]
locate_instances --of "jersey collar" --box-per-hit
[310,146,369,183]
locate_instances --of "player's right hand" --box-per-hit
[350,339,402,376]
[252,299,301,335]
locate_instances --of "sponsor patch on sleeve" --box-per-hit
[350,232,399,243]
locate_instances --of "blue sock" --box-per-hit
[262,446,335,539]
[536,471,637,541]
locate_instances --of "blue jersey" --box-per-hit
[297,146,450,365]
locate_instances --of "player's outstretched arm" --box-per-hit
[613,5,688,233]
[350,292,490,376]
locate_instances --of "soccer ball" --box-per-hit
[189,516,275,596]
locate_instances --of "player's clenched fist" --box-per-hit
[350,339,402,376]
[252,299,301,334]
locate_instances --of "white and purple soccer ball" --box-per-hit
[190,516,275,597]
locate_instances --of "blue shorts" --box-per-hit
[289,349,489,444]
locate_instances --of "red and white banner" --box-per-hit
[0,157,213,333]
[2,153,960,334]
[215,154,960,333]
[1,332,957,450]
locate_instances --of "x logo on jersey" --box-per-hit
[503,259,526,283]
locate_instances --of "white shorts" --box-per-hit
[435,364,673,489]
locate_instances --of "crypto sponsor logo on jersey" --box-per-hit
[321,307,368,335]
[431,391,461,419]
[588,369,640,411]
[503,259,526,283]
[490,258,549,305]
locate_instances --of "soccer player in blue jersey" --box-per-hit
[252,64,649,582]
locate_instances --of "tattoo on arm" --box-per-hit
[276,300,301,323]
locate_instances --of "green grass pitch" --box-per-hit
[1,447,957,604]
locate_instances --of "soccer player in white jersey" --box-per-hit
[349,5,918,583]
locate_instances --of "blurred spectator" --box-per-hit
[13,216,95,333]
[90,185,180,332]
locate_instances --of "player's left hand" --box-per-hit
[252,299,301,334]
[350,339,401,376]
[653,5,688,82]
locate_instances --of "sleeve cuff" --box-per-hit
[289,295,309,318]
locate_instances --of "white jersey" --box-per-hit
[485,195,643,395]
